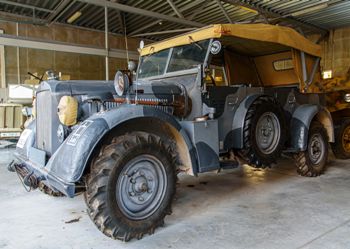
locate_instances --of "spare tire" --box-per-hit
[239,96,286,167]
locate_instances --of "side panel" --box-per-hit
[225,94,263,149]
[181,120,220,172]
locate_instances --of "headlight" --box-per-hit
[114,71,130,96]
[57,124,66,143]
[344,93,350,103]
[57,96,78,126]
[21,107,32,117]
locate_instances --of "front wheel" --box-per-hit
[84,131,177,241]
[293,121,328,177]
[331,118,350,159]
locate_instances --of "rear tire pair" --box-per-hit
[239,96,329,176]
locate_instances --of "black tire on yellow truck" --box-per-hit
[331,118,350,159]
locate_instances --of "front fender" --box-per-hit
[46,105,197,189]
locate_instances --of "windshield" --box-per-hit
[138,40,210,79]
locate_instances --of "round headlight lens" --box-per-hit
[210,40,222,55]
[344,93,350,103]
[114,71,129,96]
[57,124,65,143]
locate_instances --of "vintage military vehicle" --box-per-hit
[9,24,335,241]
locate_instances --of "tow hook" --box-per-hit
[12,163,39,190]
[7,160,15,172]
[23,171,38,188]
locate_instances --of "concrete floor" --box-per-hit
[1,145,350,249]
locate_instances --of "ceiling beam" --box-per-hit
[221,0,328,34]
[132,28,196,37]
[0,33,138,60]
[77,0,205,28]
[46,0,74,24]
[214,0,233,23]
[0,0,54,13]
[128,0,206,36]
[166,0,184,18]
[188,1,211,20]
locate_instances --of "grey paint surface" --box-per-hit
[2,147,350,248]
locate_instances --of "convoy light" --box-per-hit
[322,70,333,79]
[344,93,350,103]
[57,96,78,126]
[114,71,130,96]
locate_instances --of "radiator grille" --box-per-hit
[36,90,52,155]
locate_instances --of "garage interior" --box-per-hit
[1,0,350,248]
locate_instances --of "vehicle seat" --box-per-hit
[203,86,238,117]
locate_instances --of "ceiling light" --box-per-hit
[67,11,82,24]
[291,3,328,17]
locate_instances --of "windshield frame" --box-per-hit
[136,39,213,81]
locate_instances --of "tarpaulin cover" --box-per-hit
[140,24,321,57]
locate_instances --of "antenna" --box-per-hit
[123,14,129,64]
[123,13,137,104]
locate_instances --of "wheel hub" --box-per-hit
[255,112,281,154]
[116,154,167,220]
[309,134,325,164]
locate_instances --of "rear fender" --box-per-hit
[290,104,334,151]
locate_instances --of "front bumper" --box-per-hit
[11,152,76,197]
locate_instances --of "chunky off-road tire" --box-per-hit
[331,118,350,159]
[38,182,64,197]
[294,121,328,177]
[84,131,177,241]
[239,96,286,167]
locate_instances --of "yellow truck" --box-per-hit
[309,68,350,159]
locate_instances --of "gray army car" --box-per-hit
[10,24,334,241]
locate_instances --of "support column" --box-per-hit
[105,6,109,81]
[16,23,20,84]
[0,30,5,89]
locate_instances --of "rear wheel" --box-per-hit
[239,96,286,167]
[294,121,328,177]
[331,118,350,159]
[84,131,177,241]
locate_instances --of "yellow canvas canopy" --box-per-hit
[140,24,321,57]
